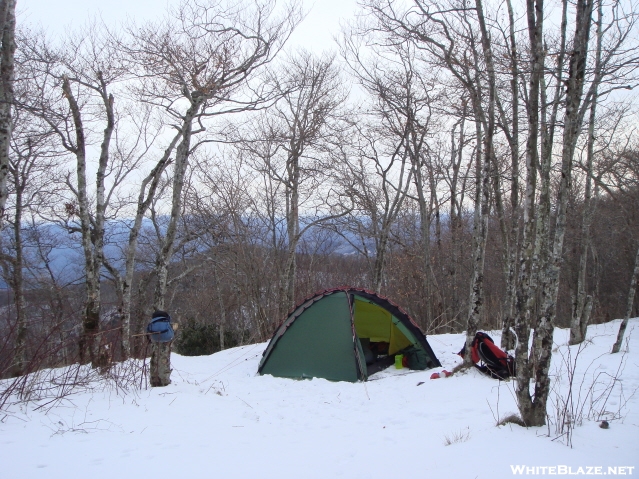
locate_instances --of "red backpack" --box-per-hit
[458,332,516,380]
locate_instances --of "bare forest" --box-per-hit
[1,0,639,426]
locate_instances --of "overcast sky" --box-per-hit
[19,0,359,54]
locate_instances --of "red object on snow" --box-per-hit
[458,331,516,379]
[430,370,451,379]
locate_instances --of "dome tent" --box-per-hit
[258,288,441,382]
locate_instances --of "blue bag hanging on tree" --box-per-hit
[147,310,175,343]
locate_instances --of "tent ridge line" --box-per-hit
[268,286,430,348]
[290,286,427,337]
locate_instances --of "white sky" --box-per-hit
[18,0,360,54]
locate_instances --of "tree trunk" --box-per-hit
[150,342,172,387]
[372,159,413,294]
[153,102,201,308]
[120,140,175,359]
[513,0,544,427]
[611,244,639,353]
[373,225,391,293]
[463,111,490,367]
[448,119,466,330]
[0,0,15,222]
[213,260,226,351]
[282,151,300,312]
[149,106,200,389]
[499,0,520,351]
[62,77,100,365]
[9,180,26,376]
[570,0,603,345]
[463,0,495,367]
[415,164,433,328]
[529,0,595,426]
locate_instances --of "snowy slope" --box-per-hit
[1,320,637,479]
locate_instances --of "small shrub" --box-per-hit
[443,427,471,446]
[174,320,241,356]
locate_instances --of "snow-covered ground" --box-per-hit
[1,320,638,479]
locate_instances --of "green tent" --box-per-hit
[258,288,441,382]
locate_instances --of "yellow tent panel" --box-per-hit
[353,299,411,355]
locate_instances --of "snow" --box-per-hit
[1,320,638,478]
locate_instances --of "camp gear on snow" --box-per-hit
[395,354,404,369]
[147,311,175,343]
[258,287,441,382]
[402,345,430,369]
[458,331,515,379]
[430,370,451,379]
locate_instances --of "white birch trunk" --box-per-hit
[153,101,201,309]
[532,0,595,426]
[119,135,178,358]
[0,0,15,222]
[513,0,545,426]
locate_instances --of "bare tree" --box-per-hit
[601,140,639,351]
[121,0,301,385]
[569,1,604,345]
[126,0,301,311]
[334,121,414,292]
[239,51,347,312]
[569,0,639,344]
[0,79,60,376]
[339,30,441,323]
[359,0,639,426]
[101,114,180,359]
[19,24,133,366]
[491,0,522,351]
[363,0,497,365]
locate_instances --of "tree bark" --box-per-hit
[448,118,467,330]
[462,0,496,367]
[570,0,603,345]
[611,244,639,353]
[150,342,172,387]
[8,167,25,376]
[282,144,300,312]
[498,0,521,351]
[513,0,544,427]
[61,77,100,365]
[0,0,15,222]
[462,114,490,366]
[527,0,595,427]
[119,135,177,358]
[415,159,433,327]
[153,101,201,309]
